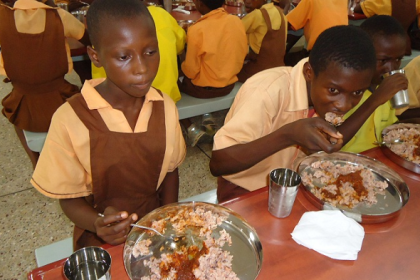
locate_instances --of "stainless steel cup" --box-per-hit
[382,69,410,109]
[268,168,301,218]
[64,247,112,280]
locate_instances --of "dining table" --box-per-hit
[27,147,420,279]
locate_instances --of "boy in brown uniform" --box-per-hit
[31,0,186,249]
[0,0,89,168]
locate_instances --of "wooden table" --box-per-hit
[28,147,420,279]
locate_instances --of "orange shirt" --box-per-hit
[31,79,186,199]
[360,0,420,28]
[286,0,348,50]
[213,59,310,191]
[0,0,86,76]
[181,8,247,87]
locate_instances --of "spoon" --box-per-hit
[374,139,405,145]
[130,224,185,242]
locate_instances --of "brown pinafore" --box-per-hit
[67,92,166,250]
[0,5,79,132]
[237,6,286,83]
[391,0,417,55]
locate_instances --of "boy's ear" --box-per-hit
[303,62,314,82]
[87,46,102,68]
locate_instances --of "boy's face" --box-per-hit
[304,61,374,119]
[88,16,159,99]
[372,34,406,85]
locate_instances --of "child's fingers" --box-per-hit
[98,211,129,227]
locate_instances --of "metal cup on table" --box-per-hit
[63,246,112,280]
[268,168,301,218]
[382,69,410,109]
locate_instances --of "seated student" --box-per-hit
[210,25,397,203]
[91,3,186,103]
[179,0,247,99]
[31,0,186,250]
[353,0,420,55]
[285,0,348,65]
[0,0,89,168]
[179,0,247,146]
[341,15,408,153]
[237,0,287,82]
[397,55,420,120]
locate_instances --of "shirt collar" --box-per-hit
[13,0,52,10]
[81,78,164,110]
[287,57,310,112]
[195,7,227,23]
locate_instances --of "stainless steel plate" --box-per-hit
[381,122,420,174]
[123,202,263,279]
[297,151,409,223]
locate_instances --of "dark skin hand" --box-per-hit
[210,118,343,176]
[59,169,179,245]
[398,108,420,120]
[336,73,408,144]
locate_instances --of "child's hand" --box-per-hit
[94,206,138,245]
[373,73,408,105]
[288,118,343,155]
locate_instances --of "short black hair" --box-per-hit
[309,25,376,77]
[86,0,154,48]
[200,0,225,10]
[360,15,406,41]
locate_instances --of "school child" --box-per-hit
[210,25,397,203]
[397,55,420,120]
[237,0,287,82]
[0,0,89,168]
[341,15,408,153]
[91,4,186,103]
[179,0,247,98]
[353,0,420,55]
[31,0,186,249]
[286,0,348,52]
[179,0,247,146]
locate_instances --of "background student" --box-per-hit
[238,0,287,82]
[31,0,186,250]
[341,15,409,153]
[210,26,393,203]
[0,0,89,168]
[397,55,420,120]
[179,0,247,146]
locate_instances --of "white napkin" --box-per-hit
[291,210,365,260]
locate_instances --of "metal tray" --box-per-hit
[123,202,263,280]
[381,122,420,174]
[297,151,409,224]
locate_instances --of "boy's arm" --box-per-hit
[337,73,408,144]
[210,118,343,176]
[60,198,137,245]
[158,169,180,205]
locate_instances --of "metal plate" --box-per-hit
[123,202,263,279]
[381,122,420,174]
[297,151,409,224]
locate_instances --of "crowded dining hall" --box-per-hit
[0,0,420,279]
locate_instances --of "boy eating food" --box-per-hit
[210,25,390,202]
[31,0,186,249]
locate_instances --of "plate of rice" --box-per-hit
[381,123,420,174]
[297,151,409,223]
[123,202,263,280]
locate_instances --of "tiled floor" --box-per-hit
[0,72,224,279]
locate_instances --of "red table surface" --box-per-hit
[28,147,420,279]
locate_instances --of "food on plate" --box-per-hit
[325,112,344,126]
[383,126,420,164]
[301,161,388,208]
[132,206,239,280]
